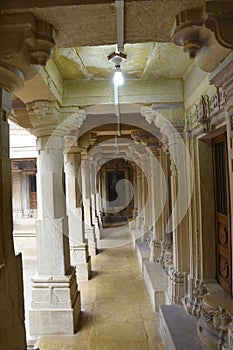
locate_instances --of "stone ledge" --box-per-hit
[143,261,168,312]
[135,239,150,271]
[160,304,209,350]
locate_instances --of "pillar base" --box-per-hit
[92,217,101,240]
[85,227,97,256]
[71,243,91,282]
[29,268,80,336]
[197,293,233,350]
[76,257,92,282]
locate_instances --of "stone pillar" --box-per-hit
[0,88,26,350]
[148,152,162,262]
[29,127,80,336]
[136,167,144,229]
[90,159,101,240]
[96,169,103,228]
[81,157,97,256]
[21,173,31,217]
[64,142,91,282]
[0,11,55,347]
[12,169,23,219]
[142,156,150,236]
[141,108,190,304]
[133,164,138,211]
[101,168,108,214]
[168,132,190,304]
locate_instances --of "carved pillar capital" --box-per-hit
[0,12,55,92]
[12,101,86,138]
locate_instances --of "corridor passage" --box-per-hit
[35,226,164,350]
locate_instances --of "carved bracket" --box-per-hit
[0,13,55,92]
[171,1,233,71]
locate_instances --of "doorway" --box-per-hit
[213,133,232,294]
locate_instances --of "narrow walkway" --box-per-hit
[34,226,164,349]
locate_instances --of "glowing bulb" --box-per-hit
[113,66,124,86]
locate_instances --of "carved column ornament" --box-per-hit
[0,12,55,92]
[12,100,86,137]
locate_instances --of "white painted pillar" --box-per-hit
[64,149,91,282]
[30,132,81,336]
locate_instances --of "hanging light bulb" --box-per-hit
[113,65,124,86]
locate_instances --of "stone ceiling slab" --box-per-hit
[1,1,204,47]
[53,42,193,81]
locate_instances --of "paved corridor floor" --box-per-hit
[35,226,164,350]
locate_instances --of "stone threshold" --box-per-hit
[160,304,209,350]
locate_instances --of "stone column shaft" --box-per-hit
[30,132,80,336]
[81,157,97,256]
[90,160,101,239]
[12,169,23,218]
[169,142,190,304]
[65,151,91,282]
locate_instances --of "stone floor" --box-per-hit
[23,225,164,350]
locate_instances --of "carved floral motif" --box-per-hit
[220,256,229,279]
[198,296,233,349]
[219,225,228,246]
[184,277,208,318]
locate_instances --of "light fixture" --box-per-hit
[108,51,127,86]
[114,65,124,86]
